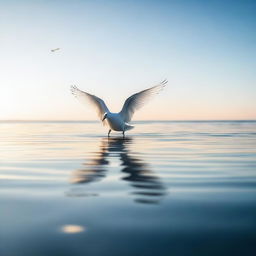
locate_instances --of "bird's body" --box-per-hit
[71,80,167,137]
[105,113,128,131]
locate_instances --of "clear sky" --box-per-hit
[0,0,255,120]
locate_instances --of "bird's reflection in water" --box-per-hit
[70,142,109,185]
[70,137,166,204]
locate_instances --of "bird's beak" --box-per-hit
[102,116,107,121]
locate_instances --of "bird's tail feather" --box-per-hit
[125,123,134,131]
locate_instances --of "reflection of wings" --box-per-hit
[70,148,109,184]
[120,152,166,204]
[120,80,167,123]
[69,138,166,204]
[71,85,109,125]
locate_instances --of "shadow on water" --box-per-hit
[69,137,166,204]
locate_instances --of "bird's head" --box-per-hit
[102,113,108,121]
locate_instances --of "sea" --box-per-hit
[0,121,256,256]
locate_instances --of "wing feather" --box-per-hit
[71,85,109,123]
[119,80,167,122]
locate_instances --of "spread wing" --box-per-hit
[71,85,109,124]
[119,80,167,123]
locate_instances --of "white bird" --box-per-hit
[71,80,167,137]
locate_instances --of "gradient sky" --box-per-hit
[0,0,255,120]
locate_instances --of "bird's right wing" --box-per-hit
[71,85,109,123]
[119,80,167,123]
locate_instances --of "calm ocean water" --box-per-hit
[0,121,256,256]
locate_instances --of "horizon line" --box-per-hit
[1,119,256,122]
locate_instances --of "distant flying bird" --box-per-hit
[51,48,60,52]
[71,80,167,137]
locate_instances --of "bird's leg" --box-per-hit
[122,131,125,138]
[108,129,111,137]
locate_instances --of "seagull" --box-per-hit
[71,80,167,137]
[51,48,60,52]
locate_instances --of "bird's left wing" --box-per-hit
[119,80,167,123]
[71,85,109,124]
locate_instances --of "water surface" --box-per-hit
[1,121,256,255]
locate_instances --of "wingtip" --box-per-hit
[70,85,78,90]
[70,85,78,95]
[161,79,168,86]
[157,80,167,92]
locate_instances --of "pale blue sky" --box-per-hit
[0,0,255,120]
